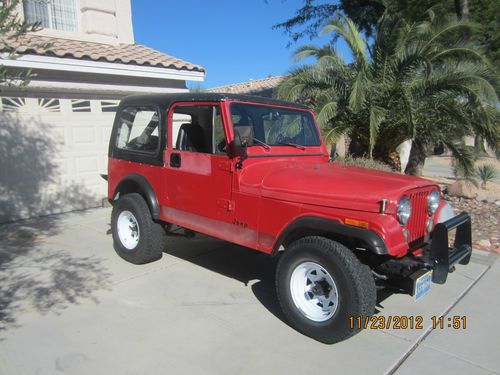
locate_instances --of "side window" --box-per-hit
[116,106,160,153]
[171,105,227,155]
[171,112,192,149]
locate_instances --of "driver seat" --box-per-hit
[176,122,206,152]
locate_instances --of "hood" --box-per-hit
[239,160,436,213]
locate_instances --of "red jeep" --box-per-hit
[106,93,472,343]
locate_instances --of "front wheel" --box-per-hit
[276,236,376,344]
[111,193,167,265]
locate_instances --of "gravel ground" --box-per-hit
[423,168,500,253]
[445,196,500,253]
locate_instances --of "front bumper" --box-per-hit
[380,212,472,294]
[430,211,472,284]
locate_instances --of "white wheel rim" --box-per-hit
[290,261,339,322]
[117,210,140,250]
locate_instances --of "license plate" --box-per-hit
[414,270,432,301]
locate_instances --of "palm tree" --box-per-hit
[277,12,499,175]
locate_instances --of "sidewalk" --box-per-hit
[396,253,500,374]
[0,208,498,375]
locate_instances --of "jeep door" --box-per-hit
[163,102,234,230]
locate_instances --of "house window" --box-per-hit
[23,0,78,32]
[71,99,91,112]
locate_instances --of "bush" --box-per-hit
[336,156,393,172]
[477,164,497,188]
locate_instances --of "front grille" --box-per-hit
[406,188,431,245]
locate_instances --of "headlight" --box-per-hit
[428,189,440,214]
[397,196,412,225]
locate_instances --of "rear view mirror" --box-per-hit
[234,126,254,148]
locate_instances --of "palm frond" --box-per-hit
[320,15,368,67]
[444,141,475,178]
[317,101,338,128]
[369,106,385,158]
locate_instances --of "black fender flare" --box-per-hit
[273,216,388,255]
[113,174,160,220]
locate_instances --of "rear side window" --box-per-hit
[116,106,160,153]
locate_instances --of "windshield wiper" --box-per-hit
[278,142,306,150]
[253,138,271,150]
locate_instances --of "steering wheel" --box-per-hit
[276,134,296,144]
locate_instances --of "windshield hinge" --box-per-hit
[218,161,234,173]
[217,199,234,211]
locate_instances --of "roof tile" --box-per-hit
[4,33,204,72]
[207,76,284,97]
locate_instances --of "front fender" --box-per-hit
[273,216,388,255]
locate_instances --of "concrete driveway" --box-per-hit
[0,208,499,375]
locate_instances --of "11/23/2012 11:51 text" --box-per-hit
[348,315,467,330]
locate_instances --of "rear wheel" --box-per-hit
[276,236,376,344]
[111,193,166,264]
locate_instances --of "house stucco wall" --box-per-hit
[17,0,135,45]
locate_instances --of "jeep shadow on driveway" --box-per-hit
[104,93,472,344]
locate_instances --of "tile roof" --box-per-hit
[207,76,284,97]
[5,33,204,72]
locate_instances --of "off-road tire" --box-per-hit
[276,236,376,344]
[111,193,167,264]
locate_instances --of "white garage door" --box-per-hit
[0,96,119,223]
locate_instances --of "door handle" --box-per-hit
[170,153,181,168]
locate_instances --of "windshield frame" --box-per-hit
[228,101,323,154]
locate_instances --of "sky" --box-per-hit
[131,0,346,89]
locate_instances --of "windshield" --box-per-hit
[230,103,321,147]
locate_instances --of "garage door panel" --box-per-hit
[75,155,98,174]
[0,97,119,223]
[102,127,113,143]
[72,127,97,145]
[49,126,67,146]
[52,157,70,178]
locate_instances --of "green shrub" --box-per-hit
[336,156,393,172]
[477,164,497,188]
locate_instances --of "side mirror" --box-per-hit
[233,126,254,148]
[233,126,254,168]
[329,143,337,161]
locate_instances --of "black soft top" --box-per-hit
[119,93,310,111]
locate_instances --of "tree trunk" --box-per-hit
[404,140,427,176]
[454,0,470,20]
[347,137,366,158]
[474,135,487,157]
[455,0,470,40]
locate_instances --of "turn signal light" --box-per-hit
[344,218,369,229]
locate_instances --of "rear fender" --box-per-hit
[113,174,160,220]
